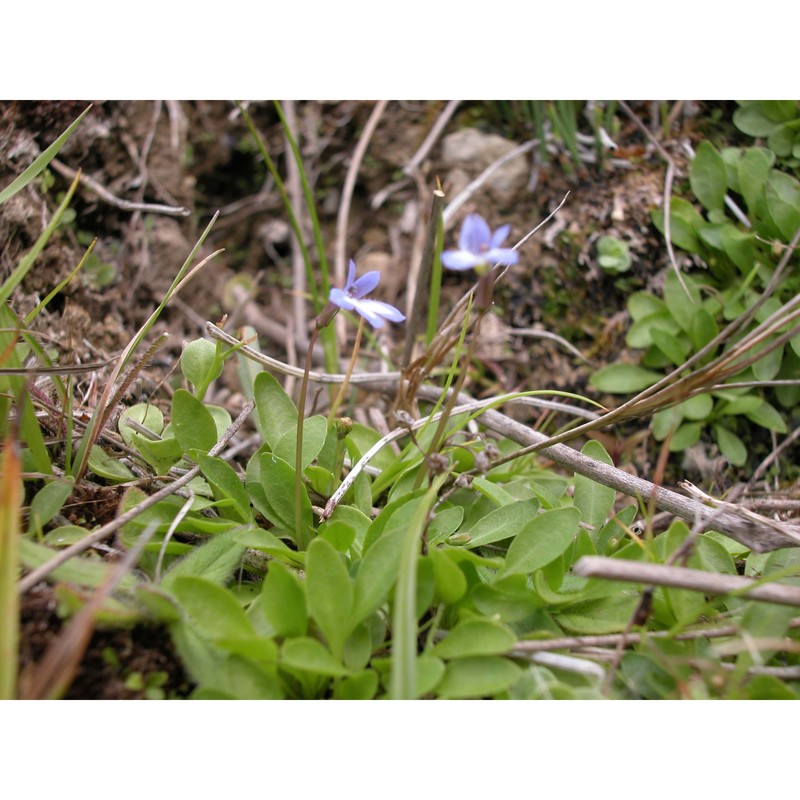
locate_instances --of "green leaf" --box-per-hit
[305,537,354,658]
[760,100,798,122]
[690,141,727,212]
[19,537,139,591]
[428,504,465,547]
[172,576,255,640]
[436,657,521,699]
[322,504,372,557]
[499,507,581,577]
[27,478,74,534]
[663,269,701,335]
[428,547,467,604]
[573,440,615,535]
[181,338,223,394]
[556,591,639,634]
[472,577,544,621]
[689,308,718,351]
[216,636,278,666]
[362,489,427,553]
[318,520,356,553]
[261,562,307,637]
[590,363,661,394]
[253,452,312,540]
[160,525,247,590]
[131,434,183,475]
[720,225,756,275]
[596,505,638,555]
[679,393,713,421]
[273,414,328,470]
[87,445,135,482]
[596,236,632,273]
[696,534,737,576]
[626,311,680,349]
[431,618,516,659]
[733,103,777,137]
[253,370,297,449]
[738,147,773,217]
[619,652,676,699]
[765,171,800,241]
[42,525,91,547]
[471,475,517,506]
[415,655,446,697]
[745,399,787,433]
[197,453,251,523]
[741,675,799,700]
[281,637,350,677]
[233,527,302,566]
[651,326,689,366]
[651,197,703,253]
[751,343,783,382]
[466,498,540,548]
[720,147,743,194]
[333,670,379,700]
[668,422,702,451]
[718,393,762,415]
[767,119,800,158]
[737,548,800,673]
[351,527,405,626]
[171,388,218,456]
[628,292,667,321]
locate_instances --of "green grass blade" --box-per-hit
[0,172,81,307]
[273,101,331,299]
[272,101,339,378]
[0,432,21,699]
[390,476,445,700]
[0,105,91,205]
[25,239,97,325]
[236,102,318,309]
[425,199,445,346]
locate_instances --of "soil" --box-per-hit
[0,99,759,699]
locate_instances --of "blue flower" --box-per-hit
[329,260,406,329]
[441,213,519,271]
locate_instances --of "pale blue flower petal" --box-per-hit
[442,250,483,270]
[329,287,356,311]
[485,247,519,266]
[351,300,388,328]
[352,298,405,328]
[351,270,381,298]
[346,259,357,289]
[459,213,491,253]
[490,224,511,249]
[359,299,406,322]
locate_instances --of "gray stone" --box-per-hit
[441,128,529,205]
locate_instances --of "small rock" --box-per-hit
[441,129,529,206]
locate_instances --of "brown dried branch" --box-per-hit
[574,556,800,607]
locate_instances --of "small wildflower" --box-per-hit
[441,213,519,272]
[328,259,406,329]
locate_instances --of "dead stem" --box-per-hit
[574,556,800,607]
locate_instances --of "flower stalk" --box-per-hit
[294,260,404,548]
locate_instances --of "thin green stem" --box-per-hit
[328,316,364,423]
[295,326,320,550]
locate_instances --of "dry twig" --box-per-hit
[574,556,800,607]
